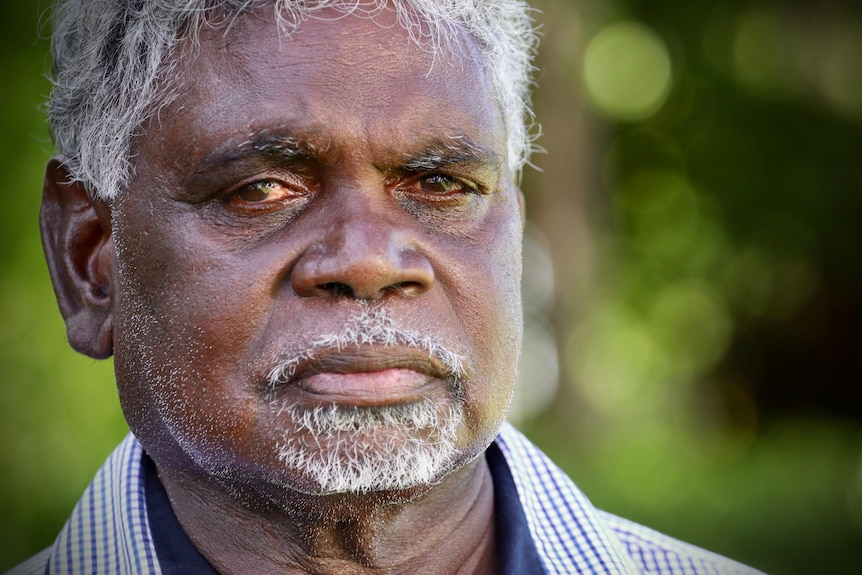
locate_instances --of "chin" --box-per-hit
[270,399,467,496]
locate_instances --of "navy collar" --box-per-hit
[144,445,544,574]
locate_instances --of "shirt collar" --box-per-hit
[47,426,640,575]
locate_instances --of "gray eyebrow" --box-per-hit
[190,132,328,177]
[400,136,501,172]
[191,132,498,177]
[244,135,326,158]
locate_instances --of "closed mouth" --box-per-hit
[267,345,462,406]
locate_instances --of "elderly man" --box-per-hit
[11,1,763,574]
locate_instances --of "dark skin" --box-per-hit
[41,7,524,575]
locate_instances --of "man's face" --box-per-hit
[108,8,524,501]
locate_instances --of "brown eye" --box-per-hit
[420,174,471,195]
[235,181,283,202]
[225,180,309,214]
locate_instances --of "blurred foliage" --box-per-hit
[1,0,861,574]
[519,0,862,574]
[0,1,130,569]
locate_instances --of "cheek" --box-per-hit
[445,199,524,430]
[111,224,274,466]
[113,287,257,460]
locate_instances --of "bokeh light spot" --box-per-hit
[819,23,862,121]
[648,281,733,376]
[512,319,559,423]
[732,7,797,97]
[722,215,821,320]
[583,22,673,121]
[512,224,559,423]
[566,306,659,414]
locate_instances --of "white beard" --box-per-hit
[267,304,467,495]
[275,399,463,494]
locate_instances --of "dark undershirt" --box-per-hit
[143,443,545,574]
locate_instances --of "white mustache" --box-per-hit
[266,304,466,396]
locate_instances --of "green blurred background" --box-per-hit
[1,0,860,573]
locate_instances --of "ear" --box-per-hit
[516,185,526,227]
[509,172,527,227]
[41,158,115,359]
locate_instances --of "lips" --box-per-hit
[270,346,454,406]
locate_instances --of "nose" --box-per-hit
[290,203,434,301]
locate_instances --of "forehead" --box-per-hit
[137,6,506,172]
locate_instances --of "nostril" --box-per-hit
[315,281,426,300]
[392,281,426,297]
[319,282,355,298]
[291,241,435,300]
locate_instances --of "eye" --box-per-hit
[419,174,476,196]
[233,181,293,203]
[223,179,310,214]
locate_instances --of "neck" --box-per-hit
[159,456,498,575]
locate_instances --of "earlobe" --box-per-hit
[41,158,116,359]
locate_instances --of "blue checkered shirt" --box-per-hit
[8,424,764,574]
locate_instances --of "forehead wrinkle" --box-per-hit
[164,9,507,177]
[167,24,506,183]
